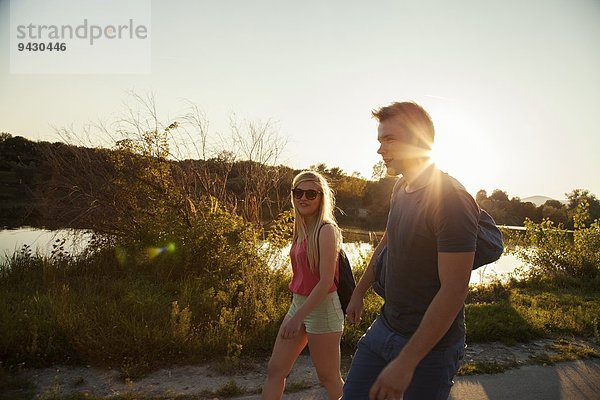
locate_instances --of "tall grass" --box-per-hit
[0,224,385,370]
[2,202,599,377]
[0,200,292,376]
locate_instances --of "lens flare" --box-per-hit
[146,247,165,260]
[145,243,176,260]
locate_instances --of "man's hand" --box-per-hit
[345,294,364,324]
[369,357,415,400]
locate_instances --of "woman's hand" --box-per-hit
[280,315,303,339]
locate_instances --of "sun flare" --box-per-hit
[427,127,496,197]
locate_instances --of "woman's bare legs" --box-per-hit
[261,316,308,400]
[308,331,344,400]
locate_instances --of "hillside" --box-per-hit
[521,195,567,207]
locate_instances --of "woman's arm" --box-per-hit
[280,224,338,339]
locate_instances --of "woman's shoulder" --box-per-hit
[318,222,341,244]
[319,221,339,234]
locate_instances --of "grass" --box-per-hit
[458,337,600,376]
[459,278,600,375]
[214,380,246,397]
[0,246,289,373]
[465,279,600,344]
[32,394,215,400]
[0,365,33,400]
[284,380,314,393]
[458,360,519,375]
[210,357,259,376]
[1,240,599,398]
[529,339,600,365]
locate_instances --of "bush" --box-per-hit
[516,201,599,281]
[0,197,291,374]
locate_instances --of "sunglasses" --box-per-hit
[292,188,322,200]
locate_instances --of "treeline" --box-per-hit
[1,132,598,231]
[0,133,394,231]
[476,188,600,230]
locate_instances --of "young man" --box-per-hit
[343,102,479,400]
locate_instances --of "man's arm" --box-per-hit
[345,231,387,324]
[369,251,474,400]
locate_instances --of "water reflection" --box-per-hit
[268,240,527,285]
[1,228,528,285]
[0,227,92,258]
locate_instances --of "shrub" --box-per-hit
[516,201,599,281]
[0,197,291,373]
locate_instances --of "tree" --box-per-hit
[309,163,328,175]
[541,203,568,227]
[489,189,509,202]
[0,132,12,142]
[361,177,397,229]
[371,160,387,181]
[36,94,291,233]
[475,189,488,203]
[230,117,287,224]
[566,189,600,226]
[334,174,367,218]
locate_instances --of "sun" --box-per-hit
[428,143,450,171]
[427,130,495,197]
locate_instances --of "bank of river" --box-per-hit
[0,227,529,285]
[0,226,93,257]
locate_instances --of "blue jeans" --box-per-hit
[343,316,464,400]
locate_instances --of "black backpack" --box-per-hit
[372,208,503,298]
[472,208,504,269]
[317,224,356,314]
[440,173,504,269]
[334,249,356,314]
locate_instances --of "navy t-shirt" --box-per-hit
[382,166,479,349]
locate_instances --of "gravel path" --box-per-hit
[4,338,598,399]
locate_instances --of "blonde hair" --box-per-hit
[291,171,342,273]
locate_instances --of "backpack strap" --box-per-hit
[316,222,340,287]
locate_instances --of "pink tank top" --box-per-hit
[288,239,338,296]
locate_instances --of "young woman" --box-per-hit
[261,171,344,400]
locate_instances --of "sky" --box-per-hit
[1,0,599,200]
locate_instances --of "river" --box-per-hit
[0,227,527,285]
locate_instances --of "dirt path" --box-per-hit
[4,338,599,399]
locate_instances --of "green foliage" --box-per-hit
[515,200,600,281]
[358,177,397,229]
[0,365,32,393]
[0,117,298,375]
[5,132,600,231]
[264,210,294,250]
[0,196,292,374]
[458,360,519,375]
[215,379,246,397]
[339,251,384,351]
[2,120,600,379]
[465,278,600,346]
[466,281,510,304]
[517,218,575,279]
[509,286,600,338]
[466,302,540,344]
[567,189,600,226]
[0,135,46,227]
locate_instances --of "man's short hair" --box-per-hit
[372,102,435,149]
